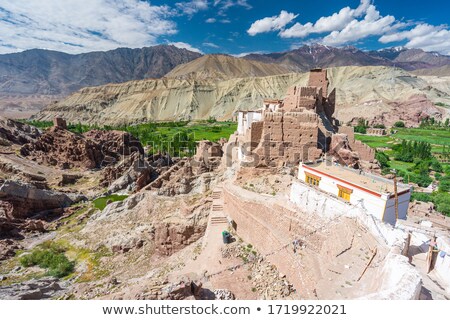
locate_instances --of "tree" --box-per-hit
[393,121,405,128]
[375,152,390,168]
[354,118,368,134]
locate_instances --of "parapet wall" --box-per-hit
[223,183,318,297]
[289,181,422,299]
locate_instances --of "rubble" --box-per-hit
[213,289,235,300]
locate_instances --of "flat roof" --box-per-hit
[303,161,410,196]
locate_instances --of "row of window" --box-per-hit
[305,172,352,201]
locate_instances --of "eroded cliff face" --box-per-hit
[35,66,450,126]
[34,73,309,125]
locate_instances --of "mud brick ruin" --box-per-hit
[232,68,374,167]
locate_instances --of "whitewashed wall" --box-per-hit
[297,165,410,225]
[435,236,450,292]
[289,181,422,299]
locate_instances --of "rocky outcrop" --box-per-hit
[83,130,144,158]
[0,277,67,300]
[154,222,205,256]
[0,179,85,219]
[82,192,210,257]
[329,134,361,167]
[20,127,143,170]
[104,154,154,193]
[0,117,41,146]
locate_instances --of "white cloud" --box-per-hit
[380,24,450,55]
[169,42,203,54]
[248,11,298,36]
[176,0,208,16]
[214,0,252,11]
[279,0,375,38]
[203,42,220,49]
[321,5,398,46]
[205,18,217,23]
[0,0,177,54]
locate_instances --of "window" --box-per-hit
[337,185,353,201]
[305,172,321,186]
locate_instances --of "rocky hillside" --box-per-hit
[2,44,450,119]
[245,44,450,72]
[0,45,202,117]
[0,45,201,96]
[34,66,450,126]
[413,65,450,77]
[165,54,291,80]
[327,67,450,126]
[33,73,308,125]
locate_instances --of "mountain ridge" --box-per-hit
[2,44,450,119]
[165,54,292,80]
[33,66,450,127]
[244,44,450,72]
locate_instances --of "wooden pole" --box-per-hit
[394,174,399,221]
[357,247,377,282]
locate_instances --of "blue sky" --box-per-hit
[0,0,449,55]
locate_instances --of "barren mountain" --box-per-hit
[413,65,450,77]
[0,45,201,96]
[245,44,450,72]
[165,54,291,80]
[34,66,450,126]
[34,73,308,125]
[0,45,201,117]
[327,66,450,125]
[2,44,450,119]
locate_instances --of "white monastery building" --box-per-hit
[292,161,412,225]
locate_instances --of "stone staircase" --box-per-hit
[210,216,228,226]
[202,187,230,248]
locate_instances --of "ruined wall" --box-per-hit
[224,182,421,299]
[253,111,322,165]
[309,69,328,98]
[283,86,321,112]
[325,88,336,120]
[351,140,375,162]
[250,121,263,150]
[337,126,375,162]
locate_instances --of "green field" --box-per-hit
[354,133,392,148]
[355,128,450,157]
[394,128,450,146]
[121,121,237,145]
[22,119,238,157]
